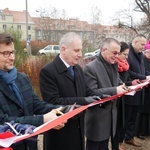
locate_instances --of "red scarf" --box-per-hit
[116,58,129,72]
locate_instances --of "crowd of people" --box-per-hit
[0,32,150,150]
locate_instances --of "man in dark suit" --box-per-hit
[124,35,150,147]
[39,32,98,150]
[83,38,128,150]
[0,33,66,150]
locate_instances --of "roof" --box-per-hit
[3,8,34,24]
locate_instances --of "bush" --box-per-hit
[17,55,54,98]
[30,41,50,56]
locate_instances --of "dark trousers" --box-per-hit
[112,99,125,150]
[124,104,139,141]
[11,138,38,150]
[86,138,109,150]
[111,128,125,150]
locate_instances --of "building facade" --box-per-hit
[0,8,136,50]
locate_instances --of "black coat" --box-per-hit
[135,56,150,136]
[142,56,150,107]
[139,57,150,113]
[125,44,147,105]
[39,55,87,150]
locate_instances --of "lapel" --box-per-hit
[0,79,23,108]
[54,55,75,81]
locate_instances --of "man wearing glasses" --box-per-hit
[0,32,67,150]
[83,38,128,150]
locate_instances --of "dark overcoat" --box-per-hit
[125,44,147,105]
[0,72,57,150]
[39,55,87,150]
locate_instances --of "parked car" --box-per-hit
[37,45,60,56]
[84,49,100,59]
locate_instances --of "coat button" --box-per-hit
[18,109,24,116]
[19,109,23,113]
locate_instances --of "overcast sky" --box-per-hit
[1,0,135,24]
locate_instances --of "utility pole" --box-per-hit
[26,0,31,55]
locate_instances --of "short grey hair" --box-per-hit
[132,34,146,42]
[100,38,120,49]
[59,32,82,47]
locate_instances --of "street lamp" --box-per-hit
[26,0,31,55]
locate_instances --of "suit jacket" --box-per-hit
[39,55,87,150]
[0,72,57,149]
[83,54,121,141]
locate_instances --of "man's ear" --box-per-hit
[61,45,66,52]
[101,48,105,53]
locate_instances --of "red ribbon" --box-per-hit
[0,81,149,148]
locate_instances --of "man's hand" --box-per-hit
[117,84,128,94]
[146,75,150,81]
[84,96,101,104]
[132,79,141,85]
[43,107,67,130]
[100,94,111,99]
[61,105,80,113]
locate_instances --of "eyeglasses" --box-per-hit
[0,50,16,58]
[106,48,120,56]
[145,51,150,54]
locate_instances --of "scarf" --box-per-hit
[116,58,129,72]
[0,67,23,105]
[98,54,118,86]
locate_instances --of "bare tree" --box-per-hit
[134,0,150,23]
[134,0,150,38]
[113,6,139,34]
[113,0,150,38]
[34,6,68,43]
[89,6,106,49]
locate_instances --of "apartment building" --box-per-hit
[0,8,35,41]
[0,8,136,49]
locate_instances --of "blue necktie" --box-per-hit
[68,66,74,77]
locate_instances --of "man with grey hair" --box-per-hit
[83,38,128,150]
[39,32,99,150]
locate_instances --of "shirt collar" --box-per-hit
[59,55,70,68]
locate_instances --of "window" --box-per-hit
[3,25,6,30]
[1,15,5,20]
[17,25,21,30]
[54,46,60,50]
[28,26,31,30]
[45,46,52,50]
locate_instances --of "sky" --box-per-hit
[1,0,135,24]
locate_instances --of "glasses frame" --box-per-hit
[105,48,120,56]
[0,50,16,58]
